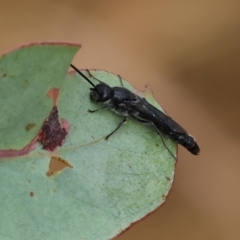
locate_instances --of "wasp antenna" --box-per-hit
[86,69,107,84]
[70,64,95,88]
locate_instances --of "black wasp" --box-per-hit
[70,64,200,159]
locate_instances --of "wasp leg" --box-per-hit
[150,123,177,160]
[131,114,176,160]
[86,69,124,87]
[105,117,127,140]
[88,105,110,113]
[133,118,149,124]
[130,114,149,124]
[117,75,124,87]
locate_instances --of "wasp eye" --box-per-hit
[90,90,99,101]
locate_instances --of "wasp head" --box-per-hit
[90,84,113,102]
[69,64,114,103]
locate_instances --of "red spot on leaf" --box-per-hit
[60,118,70,132]
[0,136,38,158]
[38,106,68,151]
[47,88,59,106]
[0,83,71,158]
[30,192,34,197]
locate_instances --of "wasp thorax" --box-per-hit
[90,84,113,102]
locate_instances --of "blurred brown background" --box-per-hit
[1,0,240,239]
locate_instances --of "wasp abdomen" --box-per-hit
[169,132,200,155]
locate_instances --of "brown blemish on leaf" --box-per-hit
[25,123,36,132]
[47,156,73,177]
[30,192,34,197]
[38,106,68,151]
[2,73,6,77]
[144,84,153,94]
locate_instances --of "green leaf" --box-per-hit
[0,43,80,150]
[0,43,176,240]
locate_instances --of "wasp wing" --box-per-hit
[129,96,188,135]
